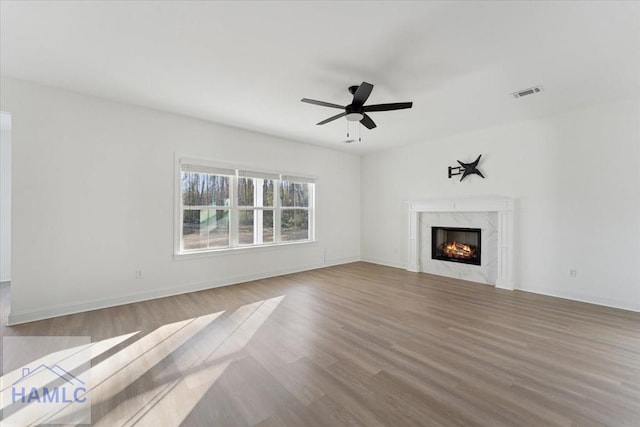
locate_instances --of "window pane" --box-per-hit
[238,177,274,207]
[182,209,229,250]
[281,209,309,241]
[182,172,229,207]
[238,210,254,245]
[280,181,309,208]
[239,210,274,245]
[263,210,274,243]
[262,180,274,207]
[238,177,254,207]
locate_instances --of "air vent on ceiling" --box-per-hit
[511,86,543,98]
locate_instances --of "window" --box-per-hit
[237,171,277,246]
[280,178,312,242]
[180,165,234,251]
[177,159,315,254]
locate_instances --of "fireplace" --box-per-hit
[432,226,481,266]
[408,198,513,289]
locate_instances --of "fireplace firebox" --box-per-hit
[432,226,481,266]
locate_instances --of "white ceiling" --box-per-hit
[1,1,639,155]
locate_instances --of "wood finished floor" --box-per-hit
[1,262,639,426]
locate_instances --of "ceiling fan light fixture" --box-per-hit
[346,112,364,122]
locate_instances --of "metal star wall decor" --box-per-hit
[448,154,485,181]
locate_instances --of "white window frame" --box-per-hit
[237,171,278,246]
[174,156,316,257]
[278,176,315,244]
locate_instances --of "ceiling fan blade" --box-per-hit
[363,102,413,112]
[301,98,345,109]
[316,112,346,125]
[352,82,374,106]
[360,113,377,129]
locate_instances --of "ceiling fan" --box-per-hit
[301,81,413,130]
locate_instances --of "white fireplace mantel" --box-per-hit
[408,197,514,290]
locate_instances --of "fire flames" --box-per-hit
[443,241,474,259]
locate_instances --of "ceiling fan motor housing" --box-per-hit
[345,104,364,121]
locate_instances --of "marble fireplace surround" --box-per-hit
[408,198,514,290]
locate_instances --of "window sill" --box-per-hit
[173,240,318,261]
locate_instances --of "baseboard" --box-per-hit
[325,256,361,266]
[519,287,640,313]
[360,256,405,270]
[361,259,639,313]
[7,256,361,325]
[12,256,634,324]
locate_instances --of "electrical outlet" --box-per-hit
[568,268,577,278]
[136,269,143,279]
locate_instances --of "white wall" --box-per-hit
[3,76,638,322]
[362,98,640,312]
[0,78,361,324]
[0,112,11,282]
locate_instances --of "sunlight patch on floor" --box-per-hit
[94,296,285,426]
[88,311,225,409]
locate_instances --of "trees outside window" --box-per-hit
[181,171,230,250]
[178,161,314,254]
[280,180,310,241]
